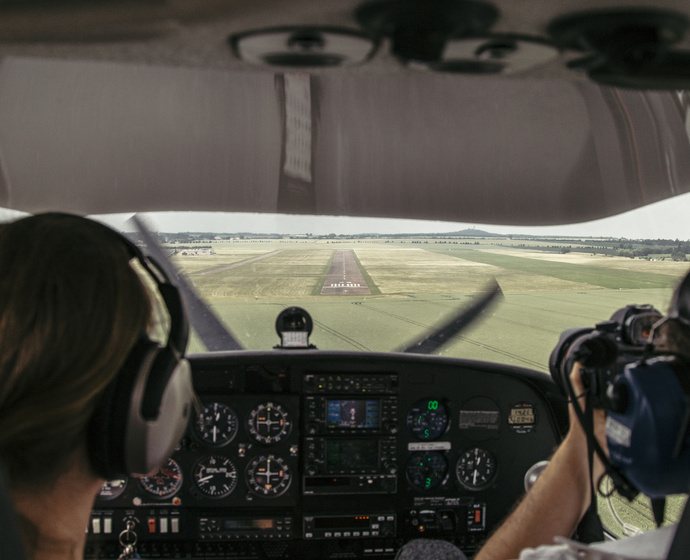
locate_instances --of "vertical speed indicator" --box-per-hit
[406,399,449,441]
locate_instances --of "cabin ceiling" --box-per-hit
[0,1,689,226]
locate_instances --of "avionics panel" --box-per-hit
[86,351,566,560]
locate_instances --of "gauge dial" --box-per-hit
[97,478,127,501]
[138,458,183,499]
[193,455,238,498]
[247,402,292,444]
[406,399,449,441]
[456,447,497,491]
[195,402,239,446]
[246,454,291,497]
[405,451,449,491]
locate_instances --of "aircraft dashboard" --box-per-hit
[86,350,568,559]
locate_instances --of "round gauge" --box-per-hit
[405,451,449,491]
[246,454,292,498]
[137,458,183,499]
[456,447,497,491]
[406,399,449,441]
[97,478,127,501]
[195,402,239,446]
[246,402,292,444]
[193,455,238,498]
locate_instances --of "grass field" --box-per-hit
[172,236,689,535]
[174,238,685,371]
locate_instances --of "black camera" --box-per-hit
[549,305,663,410]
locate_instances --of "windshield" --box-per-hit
[97,200,690,371]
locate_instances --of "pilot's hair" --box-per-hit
[0,213,152,488]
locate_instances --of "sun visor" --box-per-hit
[0,56,689,226]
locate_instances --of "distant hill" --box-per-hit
[444,229,501,237]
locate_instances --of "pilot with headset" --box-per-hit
[0,213,196,560]
[400,270,690,560]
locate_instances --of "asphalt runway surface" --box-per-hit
[321,249,371,295]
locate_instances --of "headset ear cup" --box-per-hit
[607,359,690,498]
[127,356,193,476]
[87,338,161,479]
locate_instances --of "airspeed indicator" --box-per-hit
[195,402,238,446]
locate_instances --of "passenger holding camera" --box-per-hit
[399,272,690,560]
[474,274,690,560]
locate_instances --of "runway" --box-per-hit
[320,250,371,295]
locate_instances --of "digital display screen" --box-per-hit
[304,477,351,487]
[510,409,535,424]
[314,516,371,529]
[326,399,380,429]
[325,439,379,472]
[222,519,275,531]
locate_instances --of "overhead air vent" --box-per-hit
[229,26,378,68]
[0,0,232,42]
[431,35,558,74]
[354,0,499,65]
[548,8,690,89]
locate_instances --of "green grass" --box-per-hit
[426,247,679,290]
[181,241,686,371]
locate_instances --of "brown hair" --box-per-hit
[0,213,152,487]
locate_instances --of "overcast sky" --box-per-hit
[90,191,690,239]
[2,191,690,239]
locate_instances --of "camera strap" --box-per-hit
[576,397,605,543]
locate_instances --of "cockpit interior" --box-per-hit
[1,1,690,559]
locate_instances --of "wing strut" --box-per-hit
[399,279,503,355]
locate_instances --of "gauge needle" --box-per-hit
[197,475,213,483]
[473,470,478,485]
[212,425,218,442]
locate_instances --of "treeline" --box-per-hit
[615,240,690,260]
[617,248,687,260]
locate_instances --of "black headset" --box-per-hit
[83,217,196,479]
[553,270,690,502]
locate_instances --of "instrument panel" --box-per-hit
[86,350,567,559]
